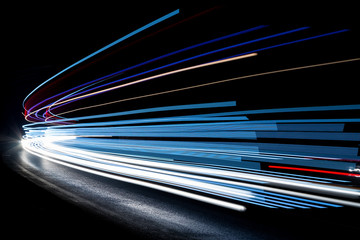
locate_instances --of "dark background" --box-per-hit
[1,1,359,239]
[2,1,359,130]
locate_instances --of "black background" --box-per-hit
[2,1,359,128]
[1,1,359,239]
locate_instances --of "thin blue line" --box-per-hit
[23,101,236,127]
[23,9,180,108]
[51,27,308,108]
[230,29,349,58]
[27,25,265,118]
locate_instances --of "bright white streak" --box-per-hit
[21,139,247,211]
[22,137,360,208]
[43,141,360,198]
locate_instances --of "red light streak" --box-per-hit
[268,165,360,177]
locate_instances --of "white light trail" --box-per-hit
[20,9,360,212]
[21,129,360,209]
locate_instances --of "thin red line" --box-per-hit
[268,165,360,177]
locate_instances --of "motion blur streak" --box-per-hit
[22,102,360,210]
[26,25,266,121]
[45,57,360,119]
[42,53,257,113]
[23,9,180,108]
[269,165,360,177]
[21,7,360,211]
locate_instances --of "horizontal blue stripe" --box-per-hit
[256,131,360,141]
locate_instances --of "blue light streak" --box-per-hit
[21,9,360,211]
[45,27,309,111]
[45,27,349,118]
[27,25,266,119]
[230,29,349,58]
[23,9,180,108]
[25,101,237,127]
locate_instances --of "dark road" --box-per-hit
[1,142,359,239]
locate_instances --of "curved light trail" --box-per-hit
[21,7,360,211]
[23,9,180,108]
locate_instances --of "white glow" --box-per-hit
[21,140,247,211]
[21,136,360,209]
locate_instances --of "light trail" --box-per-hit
[21,7,360,211]
[24,101,237,127]
[24,53,255,122]
[26,25,267,121]
[25,26,349,122]
[22,101,360,210]
[23,9,180,109]
[45,57,360,119]
[25,53,256,122]
[44,53,257,111]
[35,26,308,120]
[269,165,360,177]
[43,28,348,120]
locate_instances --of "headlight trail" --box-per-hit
[21,7,360,211]
[22,101,360,210]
